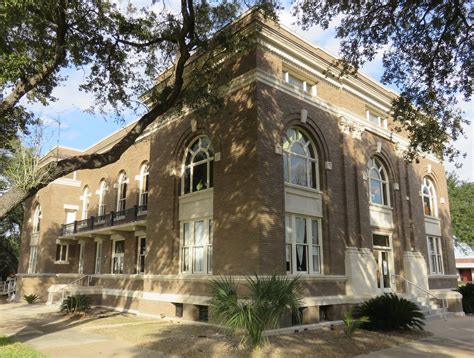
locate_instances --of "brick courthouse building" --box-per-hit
[16,11,462,322]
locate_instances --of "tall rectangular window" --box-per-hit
[112,240,125,274]
[95,241,103,274]
[55,244,69,263]
[285,214,323,274]
[137,237,146,274]
[427,236,444,274]
[181,218,213,274]
[28,246,38,274]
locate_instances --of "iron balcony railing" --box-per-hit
[59,204,147,236]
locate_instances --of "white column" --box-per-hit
[345,247,378,297]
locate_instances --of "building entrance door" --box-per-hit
[372,233,392,292]
[373,249,391,291]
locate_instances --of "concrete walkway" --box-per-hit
[358,316,474,358]
[0,303,166,357]
[1,303,473,357]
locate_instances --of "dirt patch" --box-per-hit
[81,314,430,357]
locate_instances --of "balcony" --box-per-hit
[59,205,147,237]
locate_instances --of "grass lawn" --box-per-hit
[0,336,44,358]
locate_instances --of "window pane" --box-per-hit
[312,245,320,273]
[382,183,388,205]
[296,245,307,272]
[209,220,213,244]
[184,167,191,194]
[291,142,306,155]
[290,155,308,186]
[194,221,204,246]
[373,234,389,247]
[207,245,212,273]
[140,238,146,255]
[311,220,319,245]
[192,162,208,192]
[437,255,443,273]
[286,244,292,273]
[310,161,316,189]
[296,218,306,244]
[183,223,190,246]
[431,255,437,273]
[194,247,204,272]
[61,246,67,261]
[56,245,61,261]
[428,237,434,254]
[283,153,289,183]
[182,248,189,272]
[194,150,207,163]
[370,179,383,204]
[423,196,432,215]
[115,240,124,254]
[209,160,214,188]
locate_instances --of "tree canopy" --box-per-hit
[447,173,474,247]
[294,0,472,162]
[0,0,472,222]
[0,0,273,220]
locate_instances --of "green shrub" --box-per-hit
[342,309,369,337]
[357,293,425,331]
[455,283,474,314]
[23,293,39,304]
[210,275,302,348]
[60,294,92,314]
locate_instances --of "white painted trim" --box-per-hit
[52,178,81,187]
[63,204,79,210]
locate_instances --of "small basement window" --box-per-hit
[174,303,183,318]
[197,305,209,322]
[292,307,306,326]
[319,305,330,321]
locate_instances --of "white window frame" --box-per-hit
[28,245,38,274]
[98,180,107,217]
[283,127,319,190]
[55,243,69,264]
[138,163,149,209]
[282,71,317,96]
[111,239,125,274]
[422,177,438,218]
[116,172,128,213]
[427,236,444,275]
[32,204,41,233]
[81,186,90,220]
[78,241,85,274]
[95,240,103,274]
[180,218,213,275]
[137,237,146,274]
[181,136,214,196]
[285,214,323,275]
[367,110,387,128]
[367,157,390,207]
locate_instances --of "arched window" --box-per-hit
[139,162,149,208]
[81,186,90,220]
[116,172,128,213]
[367,157,390,206]
[98,180,107,217]
[182,136,214,195]
[283,128,318,189]
[32,204,42,233]
[422,177,437,217]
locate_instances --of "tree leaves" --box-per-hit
[293,0,472,162]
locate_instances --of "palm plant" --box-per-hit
[23,293,39,304]
[342,309,369,337]
[209,274,303,348]
[60,294,91,314]
[455,283,474,314]
[357,293,425,331]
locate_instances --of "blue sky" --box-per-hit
[23,1,473,181]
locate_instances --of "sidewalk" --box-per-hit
[358,316,474,358]
[0,303,166,357]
